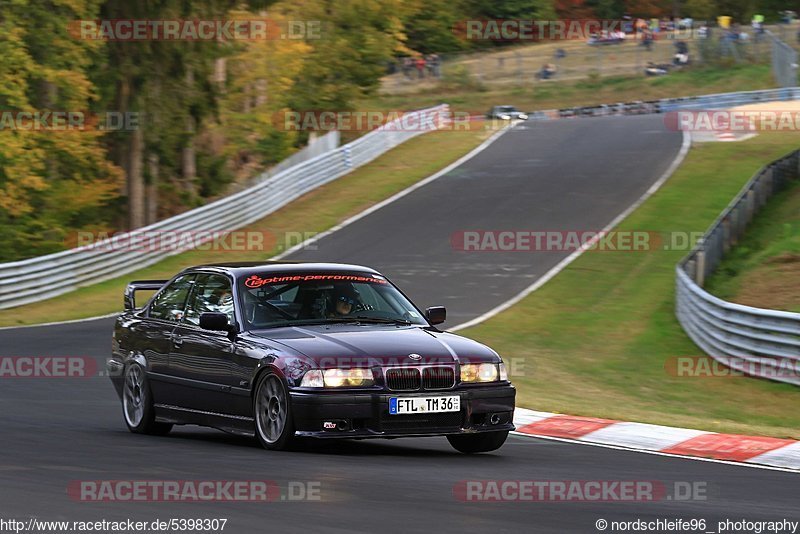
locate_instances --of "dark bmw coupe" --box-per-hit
[109,262,516,453]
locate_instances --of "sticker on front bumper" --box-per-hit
[389,396,460,415]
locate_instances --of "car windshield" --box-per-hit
[238,272,429,329]
[498,106,517,112]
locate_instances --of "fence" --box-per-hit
[768,30,799,88]
[382,32,775,93]
[0,104,449,310]
[675,150,800,385]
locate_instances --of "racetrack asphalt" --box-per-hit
[288,115,684,325]
[1,115,797,533]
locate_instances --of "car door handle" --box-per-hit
[172,335,183,347]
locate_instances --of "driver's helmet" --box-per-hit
[329,284,360,315]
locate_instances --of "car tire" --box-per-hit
[253,372,295,451]
[122,363,172,436]
[447,431,508,454]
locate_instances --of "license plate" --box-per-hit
[389,396,460,415]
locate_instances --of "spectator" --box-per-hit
[641,29,654,50]
[426,54,435,77]
[537,63,557,80]
[402,57,412,79]
[697,24,708,39]
[428,53,441,78]
[415,56,426,79]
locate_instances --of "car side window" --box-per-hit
[148,274,195,322]
[184,274,235,327]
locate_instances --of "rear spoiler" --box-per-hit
[124,280,168,310]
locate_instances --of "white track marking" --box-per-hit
[273,125,512,260]
[450,129,691,331]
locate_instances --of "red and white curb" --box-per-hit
[690,130,758,143]
[513,408,800,471]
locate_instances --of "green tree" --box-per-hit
[0,0,122,258]
[403,0,470,54]
[684,0,717,19]
[287,0,411,112]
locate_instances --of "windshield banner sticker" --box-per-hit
[244,274,388,289]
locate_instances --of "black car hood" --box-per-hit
[248,325,499,367]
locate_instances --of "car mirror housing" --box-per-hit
[425,306,446,325]
[199,312,233,332]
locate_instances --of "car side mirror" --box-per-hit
[200,312,234,333]
[425,306,446,325]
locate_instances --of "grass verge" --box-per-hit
[369,63,775,115]
[462,132,800,439]
[705,180,800,313]
[0,129,490,327]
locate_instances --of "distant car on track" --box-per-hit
[109,262,516,453]
[486,105,529,121]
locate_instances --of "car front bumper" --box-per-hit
[290,384,515,439]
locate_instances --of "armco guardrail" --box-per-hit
[675,150,800,384]
[0,104,449,310]
[535,87,800,118]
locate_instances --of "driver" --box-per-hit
[328,286,359,318]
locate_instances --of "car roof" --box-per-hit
[180,261,381,278]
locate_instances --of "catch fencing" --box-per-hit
[768,30,799,88]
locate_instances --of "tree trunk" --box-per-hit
[182,68,197,197]
[243,83,252,113]
[41,81,59,181]
[214,57,227,89]
[128,126,145,230]
[182,114,197,196]
[116,77,131,197]
[146,152,159,225]
[255,78,267,107]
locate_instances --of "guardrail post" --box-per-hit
[685,259,696,281]
[794,150,800,178]
[695,238,706,287]
[343,146,353,169]
[760,169,772,207]
[730,208,740,245]
[746,189,755,222]
[722,217,731,253]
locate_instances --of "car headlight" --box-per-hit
[499,114,511,120]
[518,113,529,120]
[460,363,504,383]
[300,368,375,388]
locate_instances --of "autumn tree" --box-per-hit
[0,0,122,258]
